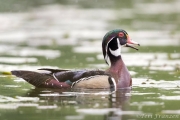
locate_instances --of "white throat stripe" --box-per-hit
[109,38,121,57]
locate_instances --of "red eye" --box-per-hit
[118,32,124,37]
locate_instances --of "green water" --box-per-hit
[0,0,180,120]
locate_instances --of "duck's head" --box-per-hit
[102,29,140,65]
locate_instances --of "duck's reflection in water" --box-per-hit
[26,88,131,120]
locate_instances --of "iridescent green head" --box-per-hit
[102,29,140,65]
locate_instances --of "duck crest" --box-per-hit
[103,29,126,44]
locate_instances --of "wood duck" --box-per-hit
[11,29,139,90]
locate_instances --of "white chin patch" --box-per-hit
[109,47,121,56]
[109,38,121,57]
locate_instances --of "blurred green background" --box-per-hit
[0,0,180,120]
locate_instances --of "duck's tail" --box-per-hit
[11,70,70,89]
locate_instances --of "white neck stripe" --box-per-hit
[105,37,115,66]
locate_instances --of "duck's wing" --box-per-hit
[53,69,108,82]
